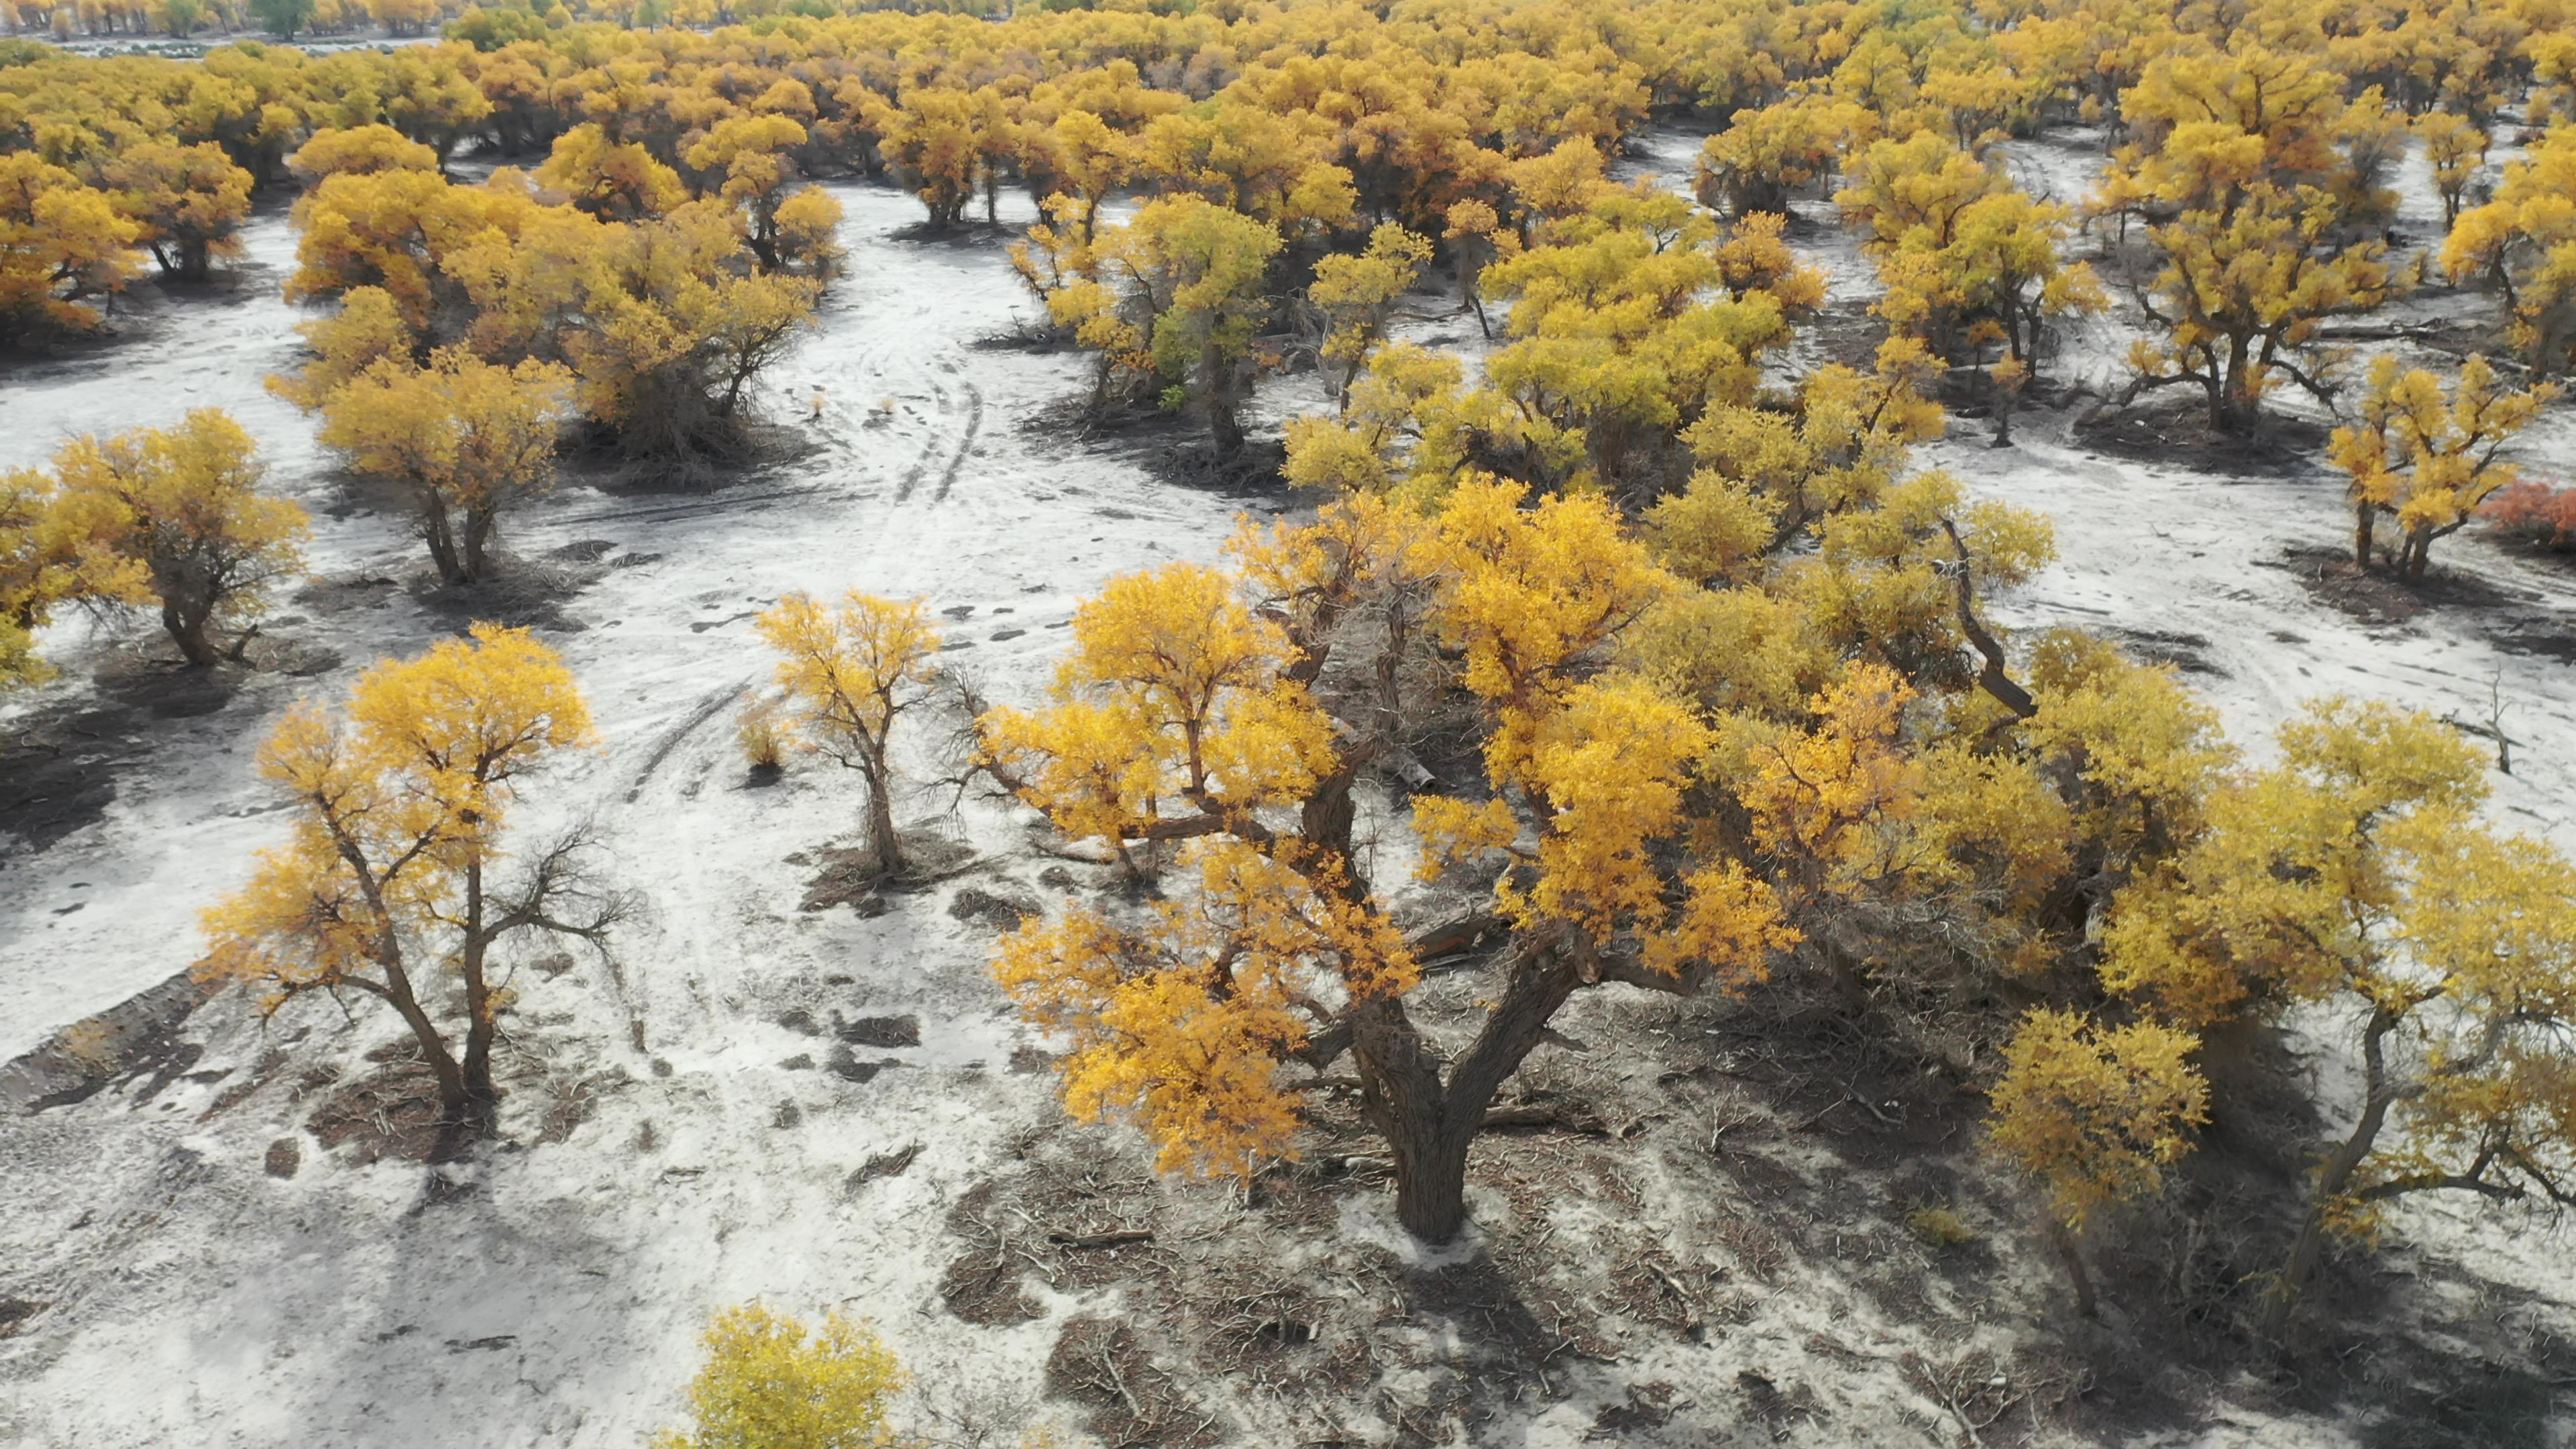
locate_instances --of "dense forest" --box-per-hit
[5,0,2576,1443]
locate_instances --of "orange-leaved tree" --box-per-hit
[199,623,619,1142]
[981,484,1794,1241]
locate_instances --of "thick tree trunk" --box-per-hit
[1388,1114,1474,1242]
[1346,996,1470,1241]
[162,598,217,667]
[463,505,498,582]
[381,971,471,1126]
[1207,392,1245,458]
[864,753,904,875]
[421,493,465,584]
[2401,529,2432,583]
[2354,502,2376,566]
[1346,933,1580,1244]
[2218,339,2256,434]
[454,861,503,1142]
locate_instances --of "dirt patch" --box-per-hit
[533,1069,618,1146]
[1,969,218,1113]
[410,555,604,635]
[937,1177,1047,1326]
[264,1137,302,1178]
[1045,1316,1222,1449]
[800,833,979,914]
[949,885,1040,930]
[305,1051,450,1167]
[0,1297,46,1339]
[2075,396,2328,476]
[800,847,894,914]
[833,1014,920,1048]
[2108,627,2225,676]
[0,657,252,860]
[845,1140,923,1193]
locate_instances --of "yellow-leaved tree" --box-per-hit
[1309,222,1433,412]
[2440,127,2576,375]
[103,142,256,284]
[1042,194,1283,456]
[0,152,138,345]
[754,591,941,878]
[2,465,140,690]
[1986,1008,2209,1318]
[317,347,574,585]
[2328,354,2557,580]
[2099,700,2576,1339]
[199,623,619,1143]
[46,409,310,667]
[982,486,1794,1242]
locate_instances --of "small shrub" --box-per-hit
[739,695,790,771]
[1907,1204,1976,1250]
[2485,478,2576,549]
[653,1303,904,1449]
[54,1018,120,1076]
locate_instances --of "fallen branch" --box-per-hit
[1048,1227,1154,1249]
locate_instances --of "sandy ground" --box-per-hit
[2,130,2573,1448]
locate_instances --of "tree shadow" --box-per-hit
[0,653,248,859]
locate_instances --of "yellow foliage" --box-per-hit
[319,347,573,584]
[2098,698,2489,1027]
[994,839,1415,1177]
[47,408,307,667]
[651,1303,904,1449]
[103,140,253,282]
[2328,354,2556,580]
[1987,1008,2208,1230]
[1419,475,1678,766]
[0,151,136,343]
[3,464,139,690]
[199,623,595,1016]
[756,590,938,868]
[983,562,1334,849]
[2439,127,2576,373]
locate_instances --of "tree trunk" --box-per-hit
[454,862,503,1140]
[864,753,905,876]
[1388,1113,1474,1242]
[2259,1008,2401,1343]
[421,492,465,584]
[463,504,498,582]
[2354,502,2376,566]
[2050,1218,2097,1319]
[1346,996,1472,1242]
[2218,338,2255,434]
[381,969,471,1127]
[1206,389,1244,458]
[162,597,218,667]
[1346,933,1582,1244]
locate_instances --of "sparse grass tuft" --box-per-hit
[1907,1204,1976,1250]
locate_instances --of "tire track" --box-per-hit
[931,381,985,502]
[552,484,841,530]
[893,381,953,502]
[623,680,751,804]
